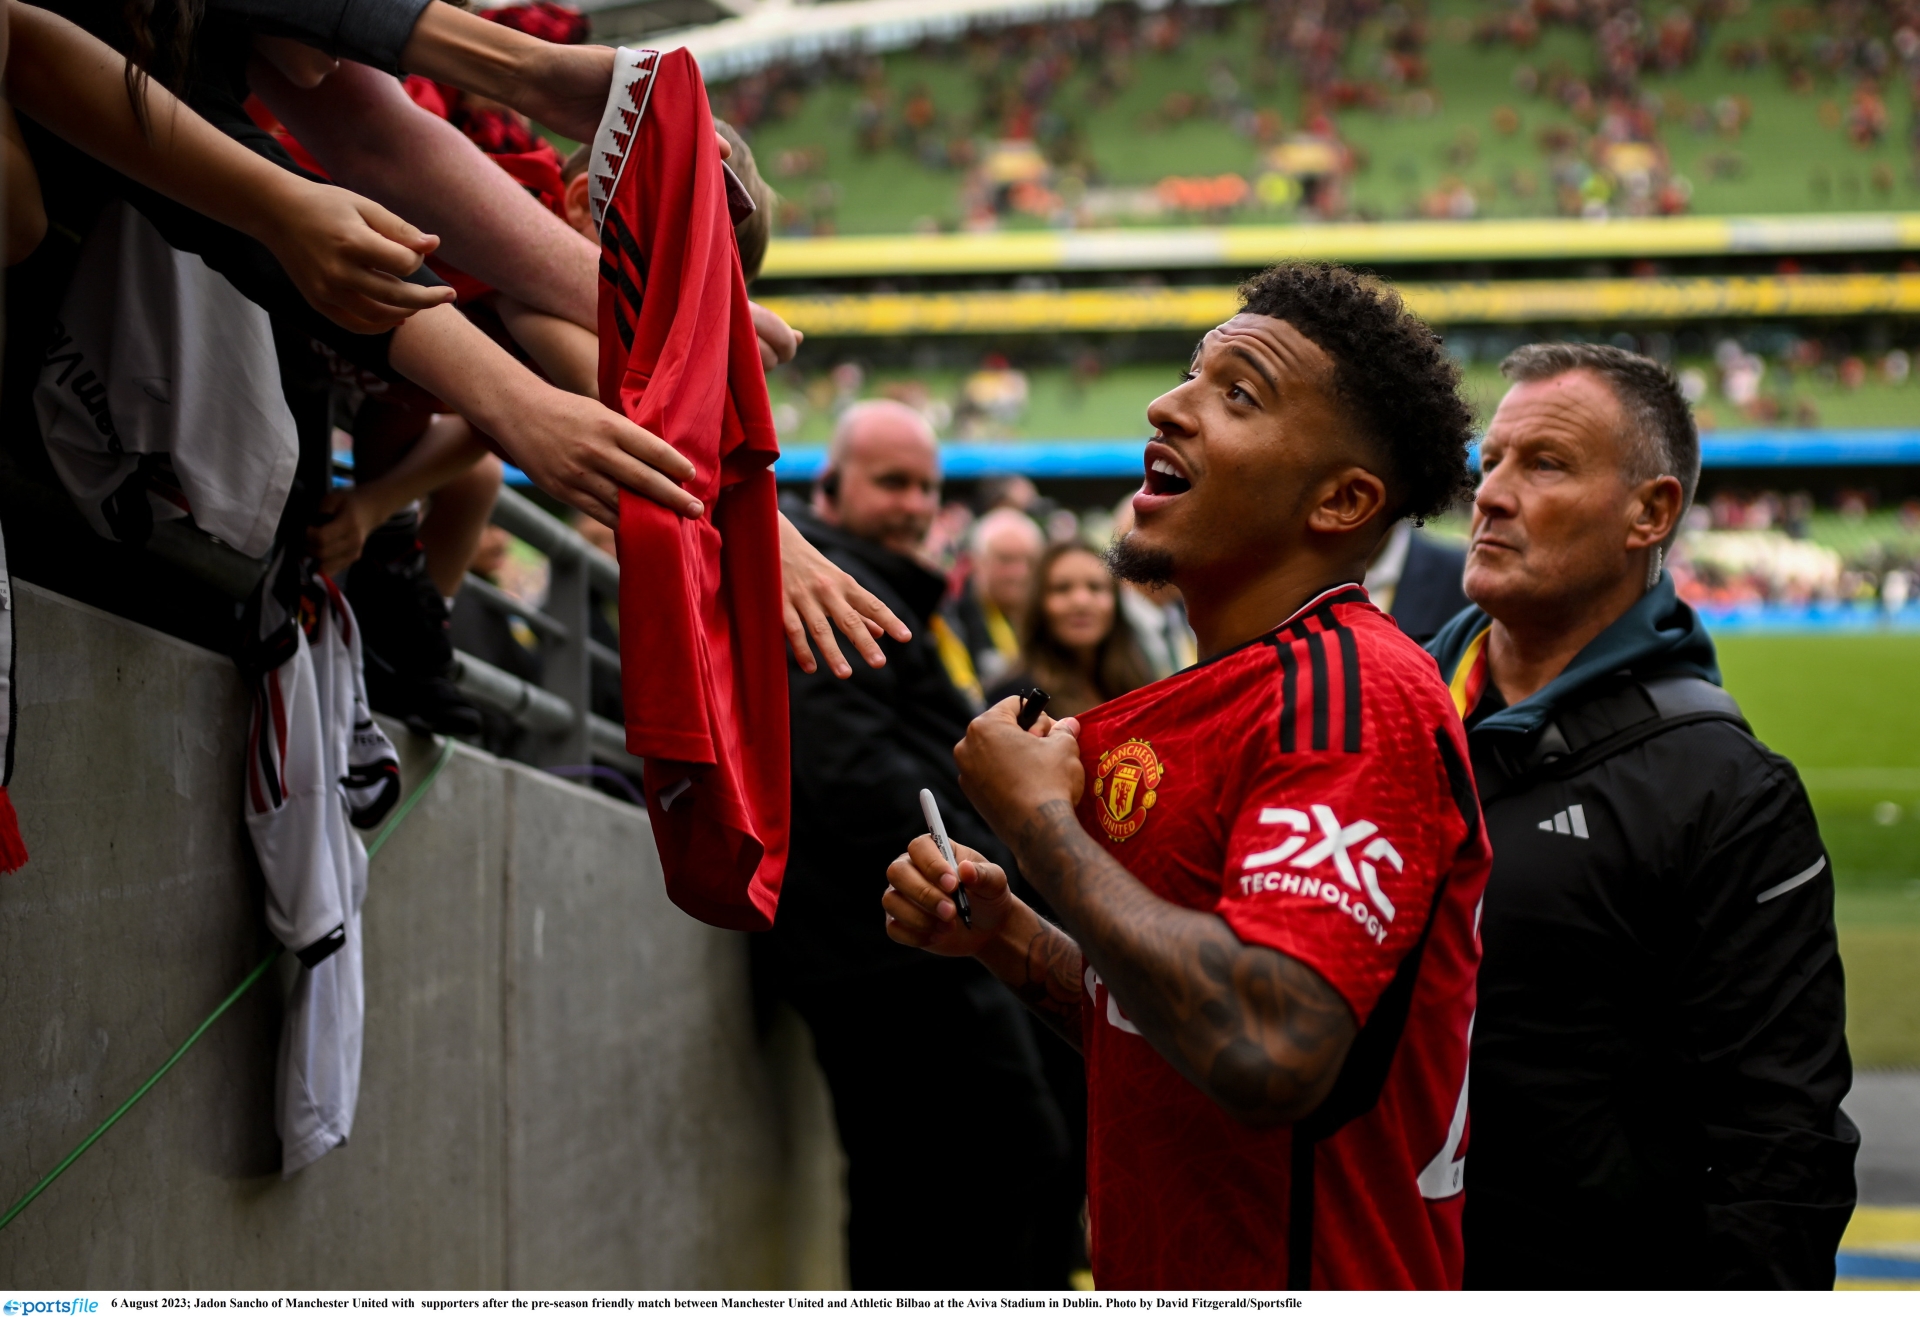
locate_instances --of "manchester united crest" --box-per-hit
[1093,739,1165,842]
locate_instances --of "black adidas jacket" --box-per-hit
[1427,577,1857,1289]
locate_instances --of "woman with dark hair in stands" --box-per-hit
[988,540,1154,720]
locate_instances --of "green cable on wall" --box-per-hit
[0,735,458,1233]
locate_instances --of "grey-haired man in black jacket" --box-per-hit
[1428,343,1857,1289]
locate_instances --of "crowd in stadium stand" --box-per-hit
[705,0,1920,232]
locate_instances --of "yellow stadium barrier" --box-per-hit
[757,272,1920,336]
[759,213,1920,279]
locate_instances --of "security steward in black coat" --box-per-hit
[1429,345,1856,1289]
[760,402,1066,1288]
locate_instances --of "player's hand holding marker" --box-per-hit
[883,830,1010,957]
[952,693,1085,841]
[885,693,1081,953]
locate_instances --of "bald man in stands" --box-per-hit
[761,402,1069,1287]
[956,507,1046,689]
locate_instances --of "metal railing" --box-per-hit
[454,486,641,778]
[98,469,643,782]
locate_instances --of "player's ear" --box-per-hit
[1305,465,1389,537]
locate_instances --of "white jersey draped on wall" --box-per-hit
[243,553,400,1174]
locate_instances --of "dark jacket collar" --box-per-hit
[783,499,948,625]
[1425,572,1720,735]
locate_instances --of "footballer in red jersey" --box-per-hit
[884,264,1489,1289]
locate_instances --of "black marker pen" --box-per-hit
[1017,687,1050,731]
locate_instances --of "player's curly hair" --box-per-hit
[1237,263,1476,523]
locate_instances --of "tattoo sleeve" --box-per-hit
[1010,918,1086,1049]
[1013,800,1356,1127]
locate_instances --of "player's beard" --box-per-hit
[1106,532,1175,588]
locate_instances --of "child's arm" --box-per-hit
[386,302,701,527]
[309,412,488,578]
[4,0,452,331]
[492,296,597,397]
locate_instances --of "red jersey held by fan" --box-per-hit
[1071,584,1490,1289]
[590,47,789,931]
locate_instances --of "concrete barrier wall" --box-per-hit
[0,583,847,1288]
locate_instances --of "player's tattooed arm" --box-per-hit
[996,914,1086,1048]
[1014,800,1356,1127]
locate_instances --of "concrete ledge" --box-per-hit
[0,582,845,1286]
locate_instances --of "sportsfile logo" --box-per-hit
[6,1301,99,1315]
[1236,805,1403,945]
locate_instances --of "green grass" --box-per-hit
[1718,635,1920,1067]
[1833,928,1920,1069]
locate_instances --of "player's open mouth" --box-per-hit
[1142,450,1192,497]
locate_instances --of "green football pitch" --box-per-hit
[1718,633,1920,1069]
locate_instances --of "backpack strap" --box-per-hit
[1472,673,1749,805]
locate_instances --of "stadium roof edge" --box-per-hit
[756,214,1920,279]
[631,0,1231,76]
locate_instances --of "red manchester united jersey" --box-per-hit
[591,47,788,932]
[1071,584,1490,1290]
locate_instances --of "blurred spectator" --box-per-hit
[976,473,1041,514]
[1044,506,1081,545]
[952,507,1043,689]
[920,498,974,572]
[987,541,1151,719]
[1109,497,1197,678]
[1119,577,1198,678]
[955,356,1030,437]
[1365,518,1471,644]
[1885,568,1913,614]
[763,399,1068,1286]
